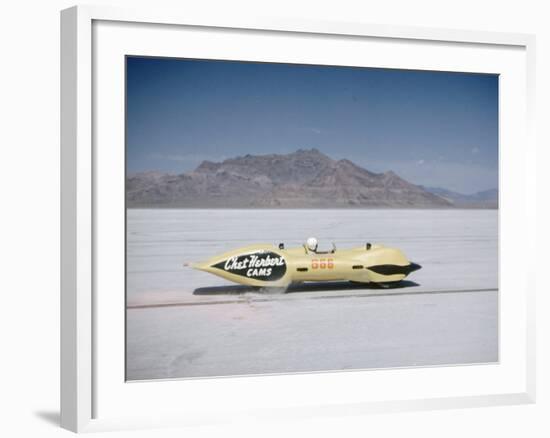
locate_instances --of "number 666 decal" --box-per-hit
[311,258,334,269]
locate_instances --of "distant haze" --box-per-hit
[127,57,498,194]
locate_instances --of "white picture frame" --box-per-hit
[60,4,537,433]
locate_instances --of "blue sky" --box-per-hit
[126,56,498,194]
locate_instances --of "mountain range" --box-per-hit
[420,186,498,208]
[126,149,496,209]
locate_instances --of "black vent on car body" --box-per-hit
[368,263,422,276]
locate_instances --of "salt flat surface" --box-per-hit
[126,209,498,380]
[127,290,497,380]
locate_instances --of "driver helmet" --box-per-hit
[306,237,318,252]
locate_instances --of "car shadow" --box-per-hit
[193,280,419,296]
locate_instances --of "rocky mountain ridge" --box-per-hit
[126,149,458,208]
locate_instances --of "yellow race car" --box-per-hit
[187,237,421,288]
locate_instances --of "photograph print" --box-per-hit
[126,56,498,380]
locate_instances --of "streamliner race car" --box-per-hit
[186,237,421,288]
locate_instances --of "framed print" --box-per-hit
[61,5,536,433]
